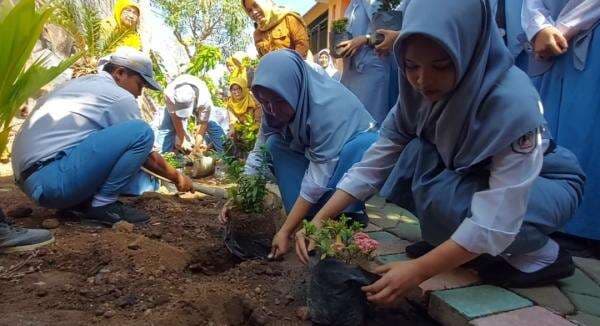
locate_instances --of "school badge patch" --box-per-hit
[512,131,537,154]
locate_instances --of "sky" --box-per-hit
[277,0,315,14]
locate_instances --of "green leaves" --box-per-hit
[302,215,372,264]
[163,152,184,169]
[187,45,222,76]
[0,0,80,153]
[229,174,268,214]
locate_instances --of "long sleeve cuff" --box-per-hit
[337,173,379,202]
[451,218,518,256]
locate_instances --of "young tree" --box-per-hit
[152,0,250,60]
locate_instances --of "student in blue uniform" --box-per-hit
[337,0,399,125]
[220,49,378,259]
[12,49,194,228]
[522,0,600,241]
[296,0,585,303]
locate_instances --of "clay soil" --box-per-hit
[0,176,434,325]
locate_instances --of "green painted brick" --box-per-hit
[387,222,422,242]
[567,312,600,326]
[367,208,400,229]
[574,257,600,285]
[510,285,576,315]
[564,292,600,318]
[375,253,411,265]
[369,231,410,256]
[430,285,532,324]
[558,269,600,299]
[365,195,386,209]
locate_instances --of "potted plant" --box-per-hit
[329,17,351,58]
[302,216,380,325]
[223,150,277,260]
[372,0,403,45]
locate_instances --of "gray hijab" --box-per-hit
[252,49,374,163]
[381,0,545,172]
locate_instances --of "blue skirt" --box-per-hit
[380,138,585,255]
[535,25,600,239]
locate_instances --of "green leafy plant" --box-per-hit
[226,147,269,214]
[163,152,183,169]
[0,0,81,153]
[47,0,132,77]
[303,216,379,263]
[232,113,259,156]
[332,18,349,34]
[228,174,268,214]
[187,44,222,76]
[216,137,245,182]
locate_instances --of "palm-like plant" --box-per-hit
[46,0,132,77]
[0,0,80,154]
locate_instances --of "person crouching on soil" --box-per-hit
[295,0,586,304]
[153,74,227,155]
[12,49,194,227]
[220,49,378,259]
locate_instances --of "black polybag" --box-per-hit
[223,223,271,260]
[308,257,380,326]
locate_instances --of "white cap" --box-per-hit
[172,84,197,117]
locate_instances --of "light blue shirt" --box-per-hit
[12,72,141,179]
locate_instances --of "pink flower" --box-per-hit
[353,233,379,254]
[354,232,370,241]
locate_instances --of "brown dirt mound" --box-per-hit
[0,176,434,325]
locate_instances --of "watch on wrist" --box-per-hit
[366,34,373,46]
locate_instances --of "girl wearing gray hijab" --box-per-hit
[220,49,378,259]
[296,0,585,302]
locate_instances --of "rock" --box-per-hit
[103,310,115,318]
[116,294,137,308]
[41,218,60,229]
[254,287,262,294]
[7,206,33,219]
[284,294,294,305]
[295,306,310,321]
[151,294,170,307]
[241,297,256,317]
[149,230,162,239]
[127,237,144,250]
[249,309,270,325]
[274,298,280,305]
[36,289,48,297]
[224,296,246,325]
[94,308,106,317]
[113,221,134,233]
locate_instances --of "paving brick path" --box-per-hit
[364,196,600,326]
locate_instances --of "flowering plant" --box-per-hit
[302,215,379,264]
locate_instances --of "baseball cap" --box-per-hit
[100,47,162,91]
[171,84,197,118]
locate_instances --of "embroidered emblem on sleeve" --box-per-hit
[511,131,537,154]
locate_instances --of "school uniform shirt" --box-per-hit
[163,75,213,142]
[522,0,600,41]
[12,71,141,181]
[337,130,545,256]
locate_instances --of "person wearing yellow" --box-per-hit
[226,75,261,129]
[242,0,309,58]
[102,0,143,52]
